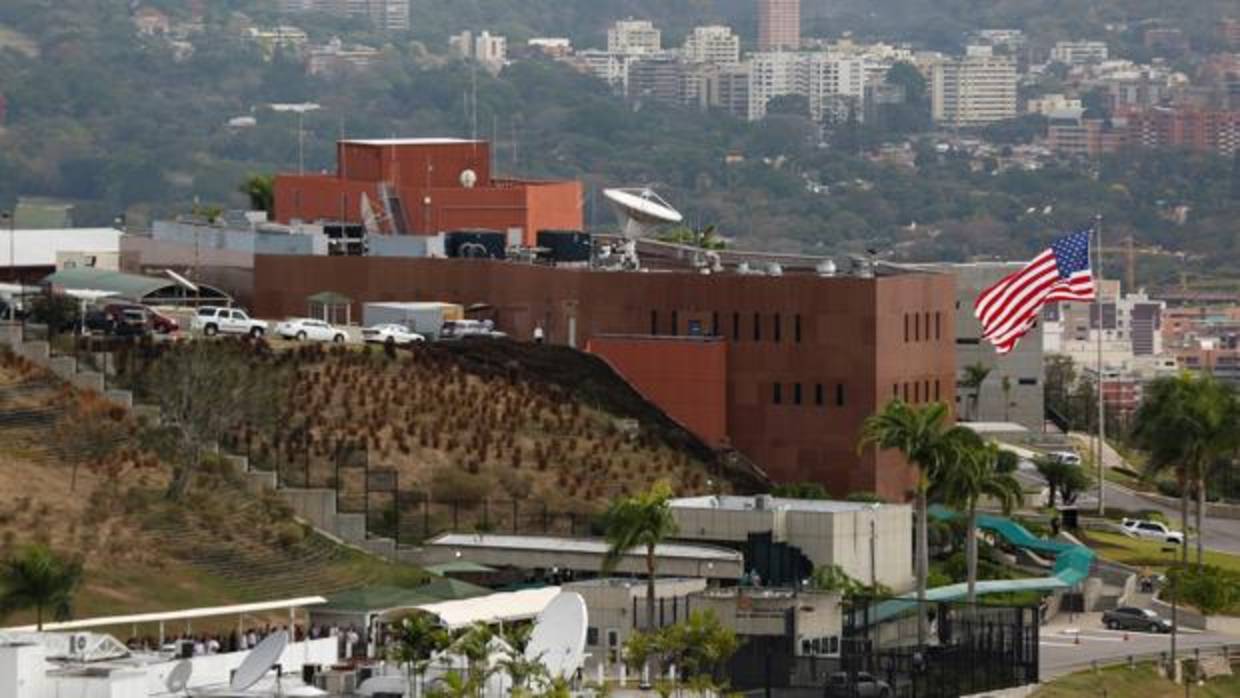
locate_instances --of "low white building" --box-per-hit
[668,495,914,592]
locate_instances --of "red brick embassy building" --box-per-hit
[251,255,956,500]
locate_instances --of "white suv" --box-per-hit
[191,306,268,338]
[1122,518,1185,545]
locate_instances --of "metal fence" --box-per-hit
[837,599,1040,698]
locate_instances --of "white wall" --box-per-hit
[3,637,338,698]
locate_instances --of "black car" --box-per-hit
[1102,606,1173,633]
[825,672,892,698]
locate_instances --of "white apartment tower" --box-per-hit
[1050,40,1109,65]
[683,25,740,65]
[747,52,866,122]
[930,47,1018,126]
[607,19,662,55]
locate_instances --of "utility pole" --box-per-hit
[1095,215,1106,516]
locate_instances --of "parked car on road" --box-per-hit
[100,302,179,334]
[274,317,347,343]
[361,323,425,346]
[825,672,892,698]
[84,307,149,338]
[1102,606,1173,633]
[1122,518,1185,545]
[191,306,267,338]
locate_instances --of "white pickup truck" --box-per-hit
[1122,518,1185,545]
[191,306,268,338]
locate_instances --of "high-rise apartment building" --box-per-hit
[930,47,1017,126]
[747,52,865,122]
[1049,40,1109,65]
[757,0,800,51]
[683,25,741,65]
[283,0,407,31]
[607,19,662,55]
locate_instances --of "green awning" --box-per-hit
[417,576,490,600]
[307,291,352,305]
[321,585,440,613]
[321,578,489,613]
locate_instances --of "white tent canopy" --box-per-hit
[387,587,561,630]
[0,596,327,633]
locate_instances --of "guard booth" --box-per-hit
[307,290,352,325]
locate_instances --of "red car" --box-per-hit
[101,303,179,334]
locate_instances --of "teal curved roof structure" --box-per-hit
[869,506,1095,622]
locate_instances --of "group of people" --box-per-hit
[122,623,360,657]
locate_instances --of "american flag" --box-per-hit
[974,230,1096,354]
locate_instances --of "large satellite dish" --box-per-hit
[229,630,288,692]
[603,187,683,239]
[525,592,587,680]
[165,660,193,694]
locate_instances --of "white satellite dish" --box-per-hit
[165,660,193,694]
[525,592,587,680]
[164,268,199,293]
[603,187,683,239]
[459,169,478,188]
[229,630,288,692]
[357,675,408,696]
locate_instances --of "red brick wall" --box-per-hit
[250,256,957,501]
[588,336,729,447]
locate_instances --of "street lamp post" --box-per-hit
[1163,545,1179,681]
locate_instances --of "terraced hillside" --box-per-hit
[0,350,422,625]
[108,337,761,543]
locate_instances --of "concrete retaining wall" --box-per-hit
[70,371,103,393]
[18,341,49,366]
[1135,491,1240,521]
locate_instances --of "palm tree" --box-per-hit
[450,622,496,696]
[932,438,1023,602]
[858,400,973,645]
[960,362,992,421]
[0,545,84,630]
[602,481,678,632]
[238,174,275,217]
[388,611,450,698]
[1131,373,1239,567]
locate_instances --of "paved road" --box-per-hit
[1067,432,1240,555]
[1039,612,1238,680]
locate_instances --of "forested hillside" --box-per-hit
[0,0,1236,288]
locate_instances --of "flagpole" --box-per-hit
[1095,214,1106,516]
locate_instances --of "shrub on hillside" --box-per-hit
[1166,565,1240,616]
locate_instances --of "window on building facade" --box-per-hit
[795,314,802,343]
[774,313,782,343]
[671,310,678,336]
[651,310,659,335]
[793,382,802,405]
[934,380,941,400]
[935,312,941,340]
[773,382,782,404]
[836,383,845,407]
[754,313,761,341]
[816,383,824,406]
[904,314,910,342]
[733,312,740,341]
[712,312,719,336]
